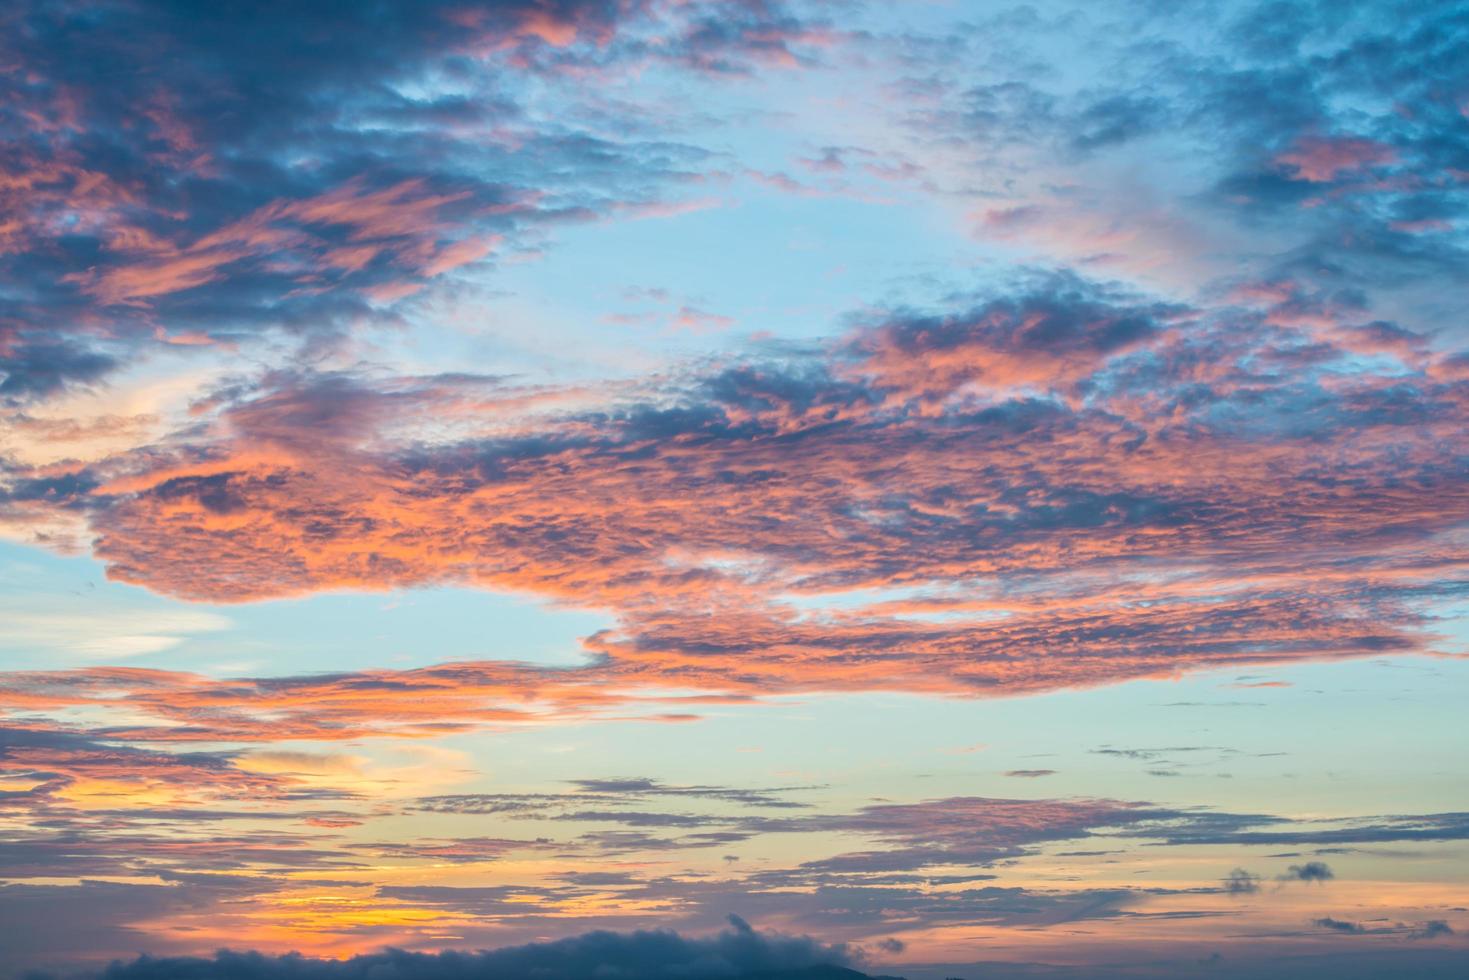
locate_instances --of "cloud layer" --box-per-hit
[4,270,1466,741]
[3,2,1469,977]
[29,918,861,980]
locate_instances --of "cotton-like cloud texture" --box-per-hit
[75,918,861,980]
[4,279,1465,737]
[2,1,1467,977]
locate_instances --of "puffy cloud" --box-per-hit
[1223,868,1262,894]
[1413,921,1457,940]
[846,279,1181,407]
[1315,915,1364,933]
[1280,861,1335,883]
[0,270,1465,742]
[80,917,860,980]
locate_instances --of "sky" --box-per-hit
[1,1,1468,977]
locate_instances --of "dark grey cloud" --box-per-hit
[1142,812,1469,847]
[0,341,118,404]
[0,0,835,400]
[1223,868,1261,894]
[1280,861,1334,883]
[1314,916,1455,939]
[1315,915,1365,934]
[73,916,861,980]
[1413,920,1457,940]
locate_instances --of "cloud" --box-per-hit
[376,873,1151,950]
[844,276,1182,406]
[1274,136,1398,183]
[5,771,1467,976]
[0,0,839,402]
[1144,813,1469,848]
[0,604,230,658]
[4,3,1469,975]
[1,265,1466,740]
[0,341,117,403]
[351,836,552,864]
[755,796,1172,878]
[80,917,860,980]
[1412,920,1456,940]
[564,777,820,808]
[921,0,1469,298]
[1314,916,1456,940]
[1224,868,1261,894]
[0,878,291,974]
[1280,861,1335,883]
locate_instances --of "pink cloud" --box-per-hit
[1275,136,1397,182]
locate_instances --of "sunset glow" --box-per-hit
[2,2,1467,978]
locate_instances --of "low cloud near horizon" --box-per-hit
[31,917,864,980]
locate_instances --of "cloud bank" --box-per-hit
[61,917,861,980]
